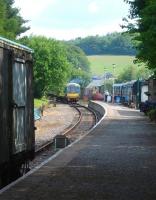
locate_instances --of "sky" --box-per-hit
[14,0,130,40]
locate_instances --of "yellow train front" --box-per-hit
[66,83,80,102]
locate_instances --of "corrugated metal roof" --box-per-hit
[0,36,33,53]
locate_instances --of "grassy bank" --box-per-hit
[34,98,48,108]
[87,55,137,76]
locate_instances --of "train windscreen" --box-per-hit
[67,85,80,93]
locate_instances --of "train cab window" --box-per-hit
[67,85,80,93]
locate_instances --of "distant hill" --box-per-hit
[68,32,136,56]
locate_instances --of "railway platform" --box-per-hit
[1,102,156,200]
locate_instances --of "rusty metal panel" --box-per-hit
[12,62,27,154]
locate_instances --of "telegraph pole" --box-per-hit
[112,64,116,103]
[104,66,107,91]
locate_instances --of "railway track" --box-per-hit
[0,102,100,189]
[31,103,98,168]
[35,103,98,153]
[66,103,97,142]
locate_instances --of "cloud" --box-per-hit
[88,1,100,14]
[21,20,123,40]
[14,0,56,19]
[14,0,129,40]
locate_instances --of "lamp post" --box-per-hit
[104,67,107,92]
[103,67,107,102]
[112,64,116,103]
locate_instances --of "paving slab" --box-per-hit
[1,103,156,200]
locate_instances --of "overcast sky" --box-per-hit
[14,0,130,40]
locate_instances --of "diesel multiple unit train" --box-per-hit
[0,37,34,188]
[66,82,81,102]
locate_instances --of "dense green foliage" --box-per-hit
[0,0,29,39]
[65,44,90,72]
[65,44,91,87]
[34,98,48,108]
[20,36,91,97]
[148,109,156,121]
[68,32,136,56]
[116,65,150,83]
[20,36,71,97]
[124,0,156,74]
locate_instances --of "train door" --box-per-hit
[141,85,148,102]
[12,59,27,154]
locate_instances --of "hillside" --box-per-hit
[87,55,136,76]
[68,32,136,56]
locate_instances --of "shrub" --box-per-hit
[147,109,156,121]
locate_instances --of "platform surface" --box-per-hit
[1,103,156,200]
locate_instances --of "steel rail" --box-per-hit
[75,103,99,124]
[35,104,82,154]
[35,102,98,155]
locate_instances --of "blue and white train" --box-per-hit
[113,80,148,107]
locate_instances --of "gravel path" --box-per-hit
[35,104,78,148]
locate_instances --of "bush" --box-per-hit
[34,98,48,108]
[147,109,156,121]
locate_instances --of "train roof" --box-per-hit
[113,80,148,88]
[113,83,123,87]
[113,80,137,87]
[0,36,33,53]
[122,80,136,85]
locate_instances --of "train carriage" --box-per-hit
[113,83,123,103]
[113,80,149,107]
[66,83,80,102]
[0,36,34,187]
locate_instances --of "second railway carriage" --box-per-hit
[113,80,138,105]
[113,83,123,103]
[121,80,137,105]
[0,36,34,188]
[113,80,148,107]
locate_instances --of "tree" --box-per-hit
[0,0,29,39]
[20,36,71,97]
[117,65,137,83]
[65,44,90,72]
[124,0,156,74]
[116,65,150,83]
[70,67,91,88]
[68,32,136,55]
[64,44,91,87]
